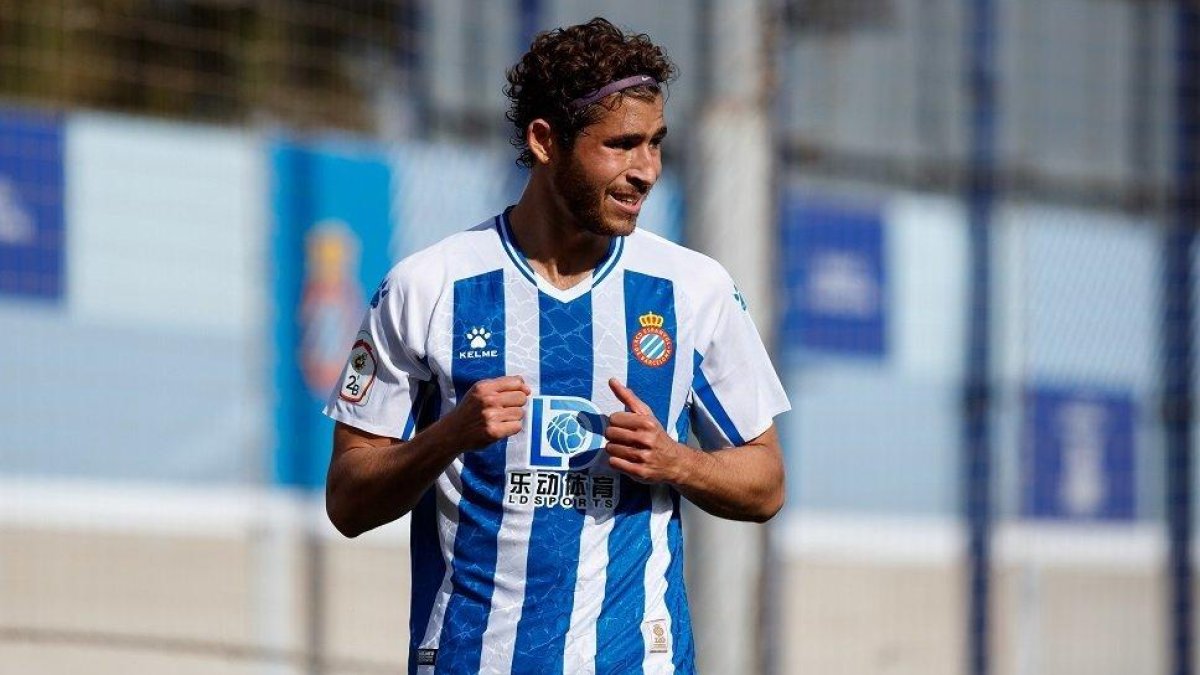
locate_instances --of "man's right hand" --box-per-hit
[447,375,531,451]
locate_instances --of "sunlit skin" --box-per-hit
[508,92,667,290]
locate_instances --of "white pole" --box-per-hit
[686,2,776,674]
[252,490,306,675]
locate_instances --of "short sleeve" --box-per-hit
[323,272,433,440]
[690,279,791,450]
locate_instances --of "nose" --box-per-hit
[626,144,659,192]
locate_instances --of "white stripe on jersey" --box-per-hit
[479,272,540,675]
[562,277,628,673]
[563,510,613,674]
[643,485,677,674]
[417,308,464,673]
[648,268,691,675]
[417,460,463,674]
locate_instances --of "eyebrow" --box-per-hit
[607,126,669,144]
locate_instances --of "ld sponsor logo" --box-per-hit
[504,470,618,510]
[527,396,608,471]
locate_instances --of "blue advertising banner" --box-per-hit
[273,139,395,488]
[0,109,64,301]
[780,194,887,357]
[1022,386,1136,521]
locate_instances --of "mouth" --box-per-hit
[607,191,644,216]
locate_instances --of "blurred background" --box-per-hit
[0,1,1194,674]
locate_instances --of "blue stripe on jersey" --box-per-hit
[692,350,746,446]
[596,271,678,673]
[414,374,442,432]
[673,403,690,444]
[401,374,440,441]
[666,491,695,673]
[593,235,625,285]
[497,215,538,286]
[624,272,676,423]
[409,489,442,674]
[401,411,417,442]
[501,210,625,291]
[408,378,445,675]
[439,270,507,674]
[513,291,593,673]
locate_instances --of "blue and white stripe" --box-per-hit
[434,270,509,673]
[416,247,697,673]
[325,218,789,675]
[563,274,627,673]
[408,378,446,674]
[691,350,746,447]
[638,333,668,361]
[511,289,594,671]
[497,211,625,303]
[478,270,542,673]
[413,327,463,674]
[594,271,679,673]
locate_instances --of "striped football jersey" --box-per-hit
[324,210,790,675]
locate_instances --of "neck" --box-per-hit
[507,177,612,290]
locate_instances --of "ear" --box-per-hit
[526,119,555,165]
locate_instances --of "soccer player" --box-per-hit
[323,17,790,675]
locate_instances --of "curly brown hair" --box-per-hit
[504,18,677,168]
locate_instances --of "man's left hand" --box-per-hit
[603,378,699,485]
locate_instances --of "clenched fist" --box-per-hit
[446,375,531,451]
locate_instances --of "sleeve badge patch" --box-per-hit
[339,331,378,404]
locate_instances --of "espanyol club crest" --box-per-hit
[528,396,609,470]
[632,311,672,367]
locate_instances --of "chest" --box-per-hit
[423,269,695,423]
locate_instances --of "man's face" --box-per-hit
[551,93,667,237]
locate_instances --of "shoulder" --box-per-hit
[623,228,736,299]
[384,218,502,298]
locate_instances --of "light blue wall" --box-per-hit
[1,113,267,484]
[778,189,1167,521]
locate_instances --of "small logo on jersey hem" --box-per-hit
[632,312,672,367]
[339,331,377,404]
[644,618,670,654]
[416,648,437,666]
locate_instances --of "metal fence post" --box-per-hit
[964,0,997,673]
[1167,4,1199,675]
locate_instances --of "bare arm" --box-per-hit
[326,420,455,538]
[670,427,784,522]
[326,376,530,537]
[603,379,785,522]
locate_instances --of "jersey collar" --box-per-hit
[496,208,625,303]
